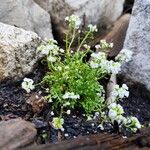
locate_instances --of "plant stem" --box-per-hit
[67,28,76,57]
[65,33,68,51]
[77,31,91,52]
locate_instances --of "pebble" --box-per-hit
[32,119,48,129]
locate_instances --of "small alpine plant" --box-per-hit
[22,15,141,133]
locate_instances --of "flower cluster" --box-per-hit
[62,92,80,99]
[108,103,125,124]
[90,51,121,74]
[37,39,60,63]
[115,49,133,63]
[52,117,64,131]
[100,39,113,50]
[21,14,141,133]
[125,116,141,132]
[111,84,129,102]
[88,24,98,32]
[21,78,35,93]
[65,15,81,29]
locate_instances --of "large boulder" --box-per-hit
[120,0,150,92]
[0,22,42,81]
[0,0,53,39]
[0,119,37,150]
[34,0,125,41]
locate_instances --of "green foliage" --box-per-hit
[29,15,141,132]
[43,52,106,115]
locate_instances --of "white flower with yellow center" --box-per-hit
[52,117,64,130]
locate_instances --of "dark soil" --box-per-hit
[124,0,135,14]
[0,61,150,144]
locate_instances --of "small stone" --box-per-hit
[91,123,95,127]
[32,119,48,129]
[51,111,54,116]
[64,133,69,137]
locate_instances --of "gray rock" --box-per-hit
[0,0,53,39]
[0,118,37,150]
[34,0,125,40]
[0,22,42,81]
[120,0,150,91]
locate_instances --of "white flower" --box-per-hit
[65,15,81,29]
[52,117,64,130]
[66,110,71,115]
[48,39,58,44]
[98,124,104,130]
[91,52,106,60]
[62,92,80,99]
[115,49,133,63]
[88,24,98,32]
[51,111,54,116]
[65,16,69,21]
[99,59,109,71]
[83,44,90,49]
[108,109,117,119]
[95,112,100,116]
[57,66,62,71]
[42,45,54,55]
[100,40,113,49]
[95,44,101,49]
[111,84,129,100]
[64,133,69,137]
[122,84,128,90]
[108,61,121,74]
[21,78,35,93]
[48,98,53,103]
[108,103,117,109]
[47,56,56,62]
[87,116,92,121]
[59,48,65,53]
[63,102,70,107]
[125,116,141,132]
[108,103,124,123]
[110,43,114,48]
[90,61,99,68]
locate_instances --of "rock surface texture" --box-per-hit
[0,0,53,39]
[35,0,125,41]
[0,119,37,150]
[0,22,42,81]
[121,0,150,92]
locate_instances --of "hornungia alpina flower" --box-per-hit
[100,40,113,49]
[90,61,99,68]
[111,84,129,100]
[66,110,71,115]
[108,103,124,123]
[125,116,141,132]
[65,15,81,29]
[88,24,98,32]
[62,92,80,99]
[21,78,35,93]
[52,117,64,130]
[91,51,106,60]
[108,61,121,74]
[115,48,133,63]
